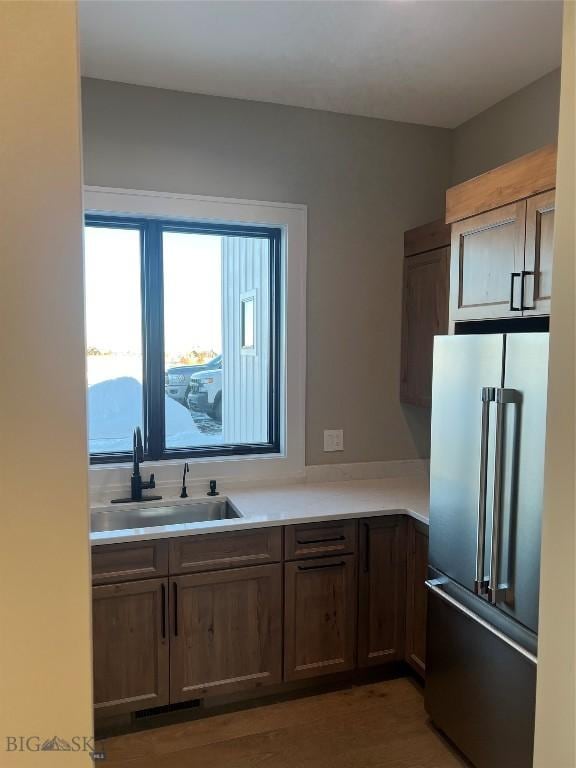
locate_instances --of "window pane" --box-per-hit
[241,294,255,350]
[163,232,270,449]
[85,226,143,454]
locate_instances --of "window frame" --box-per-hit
[85,213,282,464]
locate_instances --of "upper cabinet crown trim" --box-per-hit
[446,144,557,224]
[404,218,451,257]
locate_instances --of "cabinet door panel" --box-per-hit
[284,555,357,681]
[358,517,406,667]
[523,190,554,315]
[170,565,282,701]
[93,578,169,716]
[400,248,449,407]
[405,520,429,676]
[450,202,526,322]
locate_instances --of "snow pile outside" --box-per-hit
[87,377,221,453]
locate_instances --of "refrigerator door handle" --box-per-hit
[488,388,520,605]
[425,579,537,664]
[475,387,495,595]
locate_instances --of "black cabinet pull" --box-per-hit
[509,272,522,311]
[172,582,179,637]
[160,583,166,639]
[521,270,535,310]
[296,535,345,546]
[297,561,346,572]
[364,523,371,573]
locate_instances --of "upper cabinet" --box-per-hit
[400,220,450,407]
[450,201,526,321]
[524,190,555,316]
[446,144,556,325]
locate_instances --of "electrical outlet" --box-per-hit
[324,429,344,452]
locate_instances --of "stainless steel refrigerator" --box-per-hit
[425,332,549,768]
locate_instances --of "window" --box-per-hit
[84,215,281,463]
[241,291,256,353]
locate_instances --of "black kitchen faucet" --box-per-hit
[111,427,162,504]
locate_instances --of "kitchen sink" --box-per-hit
[90,499,242,533]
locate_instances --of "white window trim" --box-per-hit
[84,186,307,499]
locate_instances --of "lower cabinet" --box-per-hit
[284,555,357,681]
[92,517,429,719]
[405,520,429,676]
[170,564,282,701]
[92,578,169,716]
[357,517,407,667]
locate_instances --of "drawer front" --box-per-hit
[284,520,357,561]
[169,527,282,574]
[91,541,169,585]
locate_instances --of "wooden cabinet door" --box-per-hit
[357,517,407,667]
[400,248,449,406]
[170,564,282,702]
[450,201,526,322]
[92,578,169,716]
[523,190,555,316]
[405,520,429,677]
[284,555,357,681]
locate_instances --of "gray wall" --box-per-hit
[81,78,452,466]
[81,69,561,467]
[452,69,561,184]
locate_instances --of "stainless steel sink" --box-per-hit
[91,499,242,533]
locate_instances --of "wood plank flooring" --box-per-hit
[97,678,468,768]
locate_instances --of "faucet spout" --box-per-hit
[133,426,144,477]
[110,426,162,504]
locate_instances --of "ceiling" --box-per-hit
[78,0,562,129]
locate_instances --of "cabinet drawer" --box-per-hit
[169,527,282,574]
[91,540,168,585]
[284,519,356,560]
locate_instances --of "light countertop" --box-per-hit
[90,474,429,545]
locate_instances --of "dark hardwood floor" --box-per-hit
[96,678,468,767]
